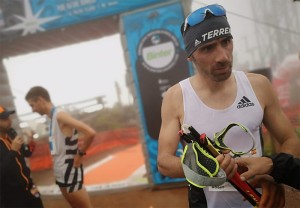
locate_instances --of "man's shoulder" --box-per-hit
[55,108,72,123]
[245,72,270,86]
[164,82,182,98]
[243,71,273,107]
[161,82,184,111]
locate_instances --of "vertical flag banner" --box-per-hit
[121,1,194,185]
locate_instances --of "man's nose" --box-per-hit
[215,45,230,63]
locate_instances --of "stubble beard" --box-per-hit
[192,55,233,83]
[209,60,233,82]
[211,67,232,82]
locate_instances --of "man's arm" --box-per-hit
[236,153,300,190]
[157,85,185,178]
[249,73,300,156]
[57,111,96,153]
[263,79,300,156]
[269,153,300,189]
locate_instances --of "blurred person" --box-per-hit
[25,86,96,208]
[0,105,43,208]
[236,153,300,190]
[157,4,300,208]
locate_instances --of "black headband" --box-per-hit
[181,16,232,57]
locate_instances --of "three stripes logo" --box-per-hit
[237,96,254,109]
[194,39,201,47]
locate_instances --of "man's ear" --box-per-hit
[187,55,195,61]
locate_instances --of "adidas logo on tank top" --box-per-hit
[237,96,254,109]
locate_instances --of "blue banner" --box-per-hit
[121,1,194,185]
[0,0,171,40]
[30,0,172,29]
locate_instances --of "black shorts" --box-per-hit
[56,181,84,193]
[188,184,207,208]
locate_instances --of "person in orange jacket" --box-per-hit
[0,105,43,208]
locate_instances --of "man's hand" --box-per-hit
[250,175,285,208]
[11,136,24,152]
[235,157,273,181]
[73,154,83,168]
[236,157,286,207]
[216,153,237,179]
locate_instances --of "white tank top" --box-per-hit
[180,70,263,208]
[50,108,83,184]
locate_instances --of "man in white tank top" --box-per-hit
[25,86,96,208]
[157,4,300,208]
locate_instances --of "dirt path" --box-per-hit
[41,184,300,208]
[41,186,189,208]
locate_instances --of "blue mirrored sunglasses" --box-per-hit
[183,4,226,32]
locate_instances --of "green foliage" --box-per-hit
[296,127,300,139]
[262,131,275,156]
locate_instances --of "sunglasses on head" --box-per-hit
[182,4,226,33]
